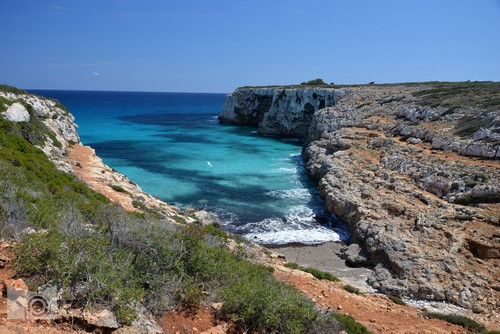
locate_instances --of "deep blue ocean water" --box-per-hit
[31,90,348,245]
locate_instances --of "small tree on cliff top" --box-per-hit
[300,78,326,86]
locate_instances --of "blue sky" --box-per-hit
[1,0,499,93]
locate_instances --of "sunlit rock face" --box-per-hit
[219,87,339,137]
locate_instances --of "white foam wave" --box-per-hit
[233,205,345,245]
[271,167,297,173]
[245,228,341,245]
[265,188,311,200]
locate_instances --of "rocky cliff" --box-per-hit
[220,82,500,313]
[0,89,185,221]
[1,91,79,172]
[219,87,338,137]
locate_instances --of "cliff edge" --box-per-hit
[220,82,500,314]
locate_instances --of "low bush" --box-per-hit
[301,78,327,86]
[284,262,300,269]
[302,267,340,281]
[343,285,362,295]
[333,313,371,334]
[454,192,500,205]
[110,184,131,194]
[0,84,26,94]
[0,96,12,112]
[422,312,486,333]
[387,294,406,305]
[284,261,339,281]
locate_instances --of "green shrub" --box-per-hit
[344,285,362,295]
[13,210,343,329]
[284,261,339,281]
[0,84,26,94]
[131,199,147,210]
[301,78,327,86]
[110,184,131,194]
[14,231,66,281]
[0,96,12,112]
[422,312,486,333]
[53,99,70,114]
[333,313,371,334]
[454,192,500,205]
[387,295,406,305]
[302,267,339,281]
[284,262,300,269]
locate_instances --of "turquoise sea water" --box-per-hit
[32,90,348,245]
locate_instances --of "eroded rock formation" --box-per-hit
[220,82,500,313]
[219,87,338,137]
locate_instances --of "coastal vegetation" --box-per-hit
[284,262,340,282]
[386,295,406,306]
[300,78,331,86]
[0,89,373,333]
[422,312,487,333]
[0,84,26,95]
[343,285,362,295]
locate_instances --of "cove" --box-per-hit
[31,90,348,245]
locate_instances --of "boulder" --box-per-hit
[194,210,222,226]
[339,243,369,266]
[82,309,119,329]
[1,102,30,123]
[407,137,422,144]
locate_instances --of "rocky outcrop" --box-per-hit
[1,102,30,123]
[220,82,500,313]
[219,87,338,137]
[1,91,80,172]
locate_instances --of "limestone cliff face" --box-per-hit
[219,87,338,137]
[220,82,500,313]
[1,91,80,172]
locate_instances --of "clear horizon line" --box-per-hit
[25,88,230,95]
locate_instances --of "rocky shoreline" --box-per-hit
[219,82,499,315]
